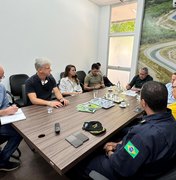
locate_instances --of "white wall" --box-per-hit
[0,0,99,90]
[97,6,111,75]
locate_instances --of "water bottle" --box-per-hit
[117,81,121,91]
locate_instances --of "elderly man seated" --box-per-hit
[126,67,153,92]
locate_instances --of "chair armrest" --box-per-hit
[21,84,29,106]
[6,90,15,105]
[89,170,109,180]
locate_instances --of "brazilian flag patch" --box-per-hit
[124,141,139,158]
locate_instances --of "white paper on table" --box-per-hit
[122,90,137,97]
[0,108,26,125]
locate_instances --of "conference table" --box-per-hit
[12,88,143,176]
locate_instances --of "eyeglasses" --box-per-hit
[172,86,176,89]
[0,75,5,80]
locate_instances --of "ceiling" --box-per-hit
[111,2,137,22]
[89,0,124,6]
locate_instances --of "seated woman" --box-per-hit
[59,65,83,96]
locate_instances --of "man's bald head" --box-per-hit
[0,65,4,78]
[172,80,176,99]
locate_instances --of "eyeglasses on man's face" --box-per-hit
[172,86,176,89]
[0,75,5,80]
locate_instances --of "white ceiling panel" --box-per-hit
[89,0,123,6]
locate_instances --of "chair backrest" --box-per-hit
[21,84,29,106]
[76,70,86,85]
[89,170,109,180]
[60,72,64,79]
[9,74,29,97]
[57,72,65,86]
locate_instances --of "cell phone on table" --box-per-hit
[73,132,89,142]
[65,135,83,148]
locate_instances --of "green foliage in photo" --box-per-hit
[110,21,135,33]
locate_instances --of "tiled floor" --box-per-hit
[0,140,69,180]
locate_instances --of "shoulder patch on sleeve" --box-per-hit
[124,141,139,158]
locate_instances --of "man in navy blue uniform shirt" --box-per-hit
[84,81,176,179]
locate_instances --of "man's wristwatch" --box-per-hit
[59,98,64,102]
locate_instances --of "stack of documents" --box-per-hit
[121,90,137,97]
[0,109,26,125]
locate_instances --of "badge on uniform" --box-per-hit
[124,141,139,158]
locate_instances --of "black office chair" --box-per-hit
[89,162,176,180]
[60,72,65,79]
[57,72,64,86]
[9,74,29,107]
[21,84,30,106]
[76,70,86,92]
[89,170,109,180]
[6,90,15,105]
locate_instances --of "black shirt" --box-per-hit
[25,74,57,104]
[129,75,153,89]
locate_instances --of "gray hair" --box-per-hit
[35,58,51,71]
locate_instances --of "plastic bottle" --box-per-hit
[117,81,121,91]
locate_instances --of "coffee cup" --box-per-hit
[120,101,126,107]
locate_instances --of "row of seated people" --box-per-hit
[4,61,176,116]
[1,58,176,179]
[59,65,176,113]
[58,63,114,96]
[58,65,154,97]
[5,60,176,120]
[6,62,114,108]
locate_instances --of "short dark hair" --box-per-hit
[97,62,101,67]
[91,63,99,70]
[141,81,168,112]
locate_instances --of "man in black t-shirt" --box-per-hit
[25,58,69,107]
[126,67,153,92]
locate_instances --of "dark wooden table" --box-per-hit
[13,89,142,175]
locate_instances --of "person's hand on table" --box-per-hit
[104,141,122,157]
[59,98,69,106]
[5,104,18,115]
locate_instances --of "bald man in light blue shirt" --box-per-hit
[0,65,22,172]
[166,73,176,104]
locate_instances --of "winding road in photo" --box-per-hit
[144,10,176,72]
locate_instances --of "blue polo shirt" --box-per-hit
[0,84,9,110]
